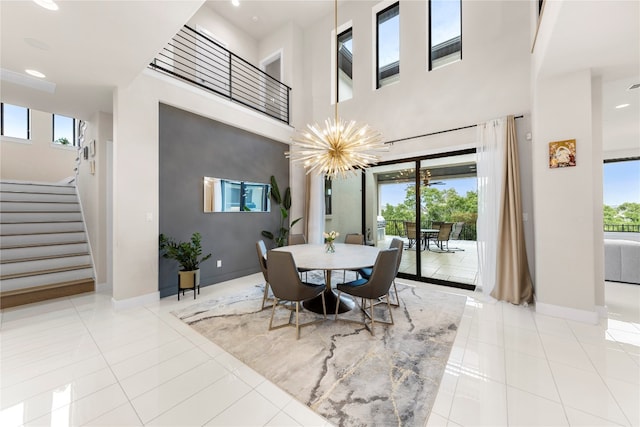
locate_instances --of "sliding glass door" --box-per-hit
[364,161,416,275]
[418,157,478,287]
[363,150,478,289]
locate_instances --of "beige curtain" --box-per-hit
[492,115,533,304]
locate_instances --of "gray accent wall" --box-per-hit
[159,103,289,298]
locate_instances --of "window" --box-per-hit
[337,28,353,102]
[53,114,76,146]
[429,0,462,70]
[376,3,400,89]
[325,177,333,215]
[603,158,640,232]
[1,103,30,139]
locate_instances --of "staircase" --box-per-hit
[0,181,95,309]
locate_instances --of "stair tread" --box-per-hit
[1,264,93,280]
[0,252,90,264]
[1,240,87,249]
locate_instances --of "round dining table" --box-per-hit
[272,243,380,314]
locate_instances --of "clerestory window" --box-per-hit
[429,0,462,70]
[376,3,400,89]
[337,27,353,102]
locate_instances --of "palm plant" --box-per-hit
[261,175,301,247]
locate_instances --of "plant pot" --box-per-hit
[178,269,200,288]
[178,269,200,300]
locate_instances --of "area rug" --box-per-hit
[173,272,467,427]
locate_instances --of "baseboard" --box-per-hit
[595,305,608,319]
[535,301,599,324]
[112,291,159,311]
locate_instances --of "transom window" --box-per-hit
[1,102,30,139]
[429,0,462,70]
[337,27,353,102]
[376,3,400,89]
[53,114,76,146]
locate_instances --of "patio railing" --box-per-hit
[384,219,477,241]
[604,223,640,233]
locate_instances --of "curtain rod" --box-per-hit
[384,115,524,145]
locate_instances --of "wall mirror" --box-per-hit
[204,177,271,212]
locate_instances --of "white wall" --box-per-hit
[112,70,292,303]
[1,109,76,182]
[258,22,310,235]
[303,0,531,146]
[77,112,112,285]
[532,69,602,322]
[188,7,258,65]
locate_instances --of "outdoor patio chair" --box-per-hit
[426,222,454,252]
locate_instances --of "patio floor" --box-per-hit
[375,235,478,287]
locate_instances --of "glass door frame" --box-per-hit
[361,147,476,291]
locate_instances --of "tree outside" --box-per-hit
[604,202,640,229]
[381,184,478,239]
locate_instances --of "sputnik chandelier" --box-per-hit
[287,0,386,179]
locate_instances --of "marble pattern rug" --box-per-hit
[173,273,467,427]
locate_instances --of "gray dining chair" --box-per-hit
[288,233,306,245]
[267,250,326,339]
[344,233,364,245]
[335,248,398,336]
[256,240,272,310]
[342,233,365,281]
[288,233,311,280]
[358,238,404,307]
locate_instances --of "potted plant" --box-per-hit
[159,232,212,298]
[261,175,302,247]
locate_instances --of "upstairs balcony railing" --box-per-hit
[149,25,291,124]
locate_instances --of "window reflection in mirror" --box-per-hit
[203,177,270,212]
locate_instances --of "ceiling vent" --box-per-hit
[628,83,640,90]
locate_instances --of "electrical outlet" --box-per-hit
[216,260,222,268]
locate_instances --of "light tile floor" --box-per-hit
[1,276,638,426]
[381,236,479,286]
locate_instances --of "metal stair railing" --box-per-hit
[149,25,291,125]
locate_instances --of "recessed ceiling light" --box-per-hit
[231,0,240,6]
[25,69,46,78]
[615,103,630,109]
[33,0,59,11]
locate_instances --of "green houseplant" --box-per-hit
[261,175,301,247]
[159,232,212,298]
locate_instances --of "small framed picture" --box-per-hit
[549,139,576,168]
[90,140,96,157]
[83,146,89,160]
[90,160,95,175]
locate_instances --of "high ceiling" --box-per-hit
[0,0,204,120]
[537,0,639,154]
[0,0,637,154]
[205,0,335,40]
